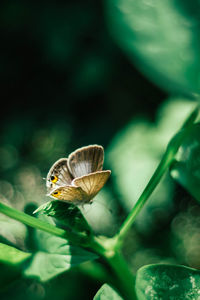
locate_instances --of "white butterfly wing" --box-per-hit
[67,145,104,178]
[46,158,73,192]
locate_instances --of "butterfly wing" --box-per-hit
[72,170,111,202]
[48,185,88,205]
[46,145,110,205]
[46,158,73,192]
[68,145,104,178]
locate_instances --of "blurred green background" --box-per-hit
[1,0,200,299]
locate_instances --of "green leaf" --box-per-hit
[0,242,31,266]
[94,284,123,300]
[34,200,91,235]
[136,264,200,299]
[33,201,52,214]
[24,215,97,282]
[107,0,200,95]
[170,123,200,202]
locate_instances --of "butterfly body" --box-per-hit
[46,145,111,205]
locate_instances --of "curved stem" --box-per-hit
[89,236,137,300]
[0,202,137,299]
[116,148,174,243]
[105,251,136,300]
[116,105,199,245]
[0,105,198,300]
[0,202,88,246]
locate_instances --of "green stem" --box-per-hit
[116,106,199,244]
[117,150,174,243]
[0,202,136,298]
[0,202,88,246]
[89,237,136,300]
[0,201,137,299]
[105,251,136,300]
[0,106,198,300]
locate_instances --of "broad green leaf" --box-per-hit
[94,284,123,300]
[136,264,200,299]
[0,242,31,266]
[107,0,200,95]
[170,123,200,202]
[24,215,97,282]
[24,248,96,282]
[34,200,91,235]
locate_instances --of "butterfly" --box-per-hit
[46,145,111,205]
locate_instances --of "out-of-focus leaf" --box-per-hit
[107,0,200,95]
[107,98,194,233]
[136,264,200,299]
[24,216,97,282]
[79,189,119,237]
[0,242,31,266]
[24,248,97,282]
[0,210,27,249]
[94,284,123,300]
[171,123,200,202]
[34,200,91,235]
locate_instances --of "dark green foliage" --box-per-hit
[107,0,200,95]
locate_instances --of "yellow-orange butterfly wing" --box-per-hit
[48,185,89,205]
[73,170,111,201]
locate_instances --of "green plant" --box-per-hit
[1,105,200,299]
[2,1,200,299]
